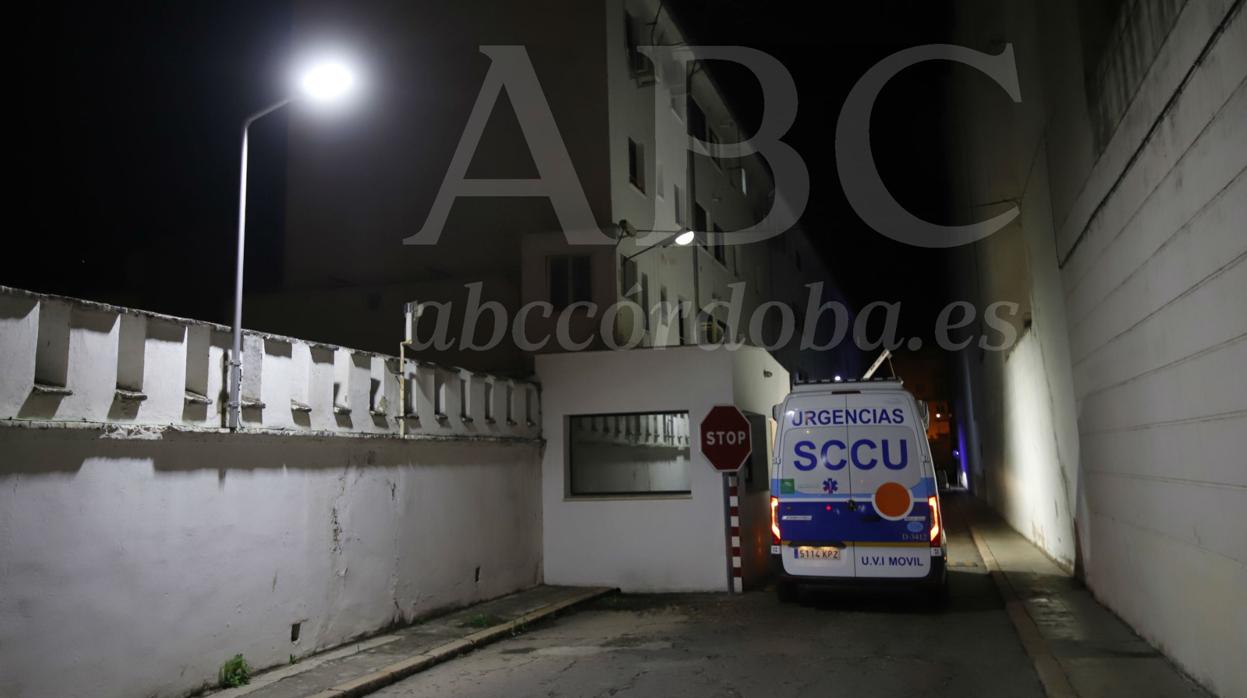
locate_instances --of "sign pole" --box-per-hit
[701,404,752,594]
[726,472,742,593]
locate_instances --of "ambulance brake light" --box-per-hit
[770,496,782,544]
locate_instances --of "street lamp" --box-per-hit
[228,58,359,430]
[613,220,699,344]
[617,222,696,265]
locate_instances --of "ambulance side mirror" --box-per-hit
[916,400,930,430]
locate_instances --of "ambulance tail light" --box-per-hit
[928,495,942,545]
[770,496,782,544]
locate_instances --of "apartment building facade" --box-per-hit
[256,0,857,591]
[256,0,852,379]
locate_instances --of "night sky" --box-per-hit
[9,0,957,341]
[11,1,294,321]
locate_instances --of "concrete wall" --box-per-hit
[0,286,540,440]
[537,345,787,592]
[0,426,541,698]
[948,1,1246,694]
[0,286,545,698]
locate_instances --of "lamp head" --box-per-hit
[298,59,357,104]
[674,228,695,246]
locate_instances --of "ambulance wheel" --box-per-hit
[776,579,798,603]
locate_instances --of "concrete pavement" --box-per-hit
[208,494,1212,698]
[206,585,613,698]
[964,496,1211,698]
[367,493,1210,698]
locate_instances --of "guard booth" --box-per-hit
[536,345,787,592]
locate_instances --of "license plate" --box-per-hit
[795,546,841,560]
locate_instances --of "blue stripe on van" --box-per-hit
[770,479,937,499]
[775,500,933,544]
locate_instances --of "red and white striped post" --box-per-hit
[727,472,742,592]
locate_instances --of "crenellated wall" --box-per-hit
[0,285,540,439]
[0,285,545,698]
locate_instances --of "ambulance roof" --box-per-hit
[790,377,906,394]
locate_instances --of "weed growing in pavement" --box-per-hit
[459,613,505,629]
[218,654,250,688]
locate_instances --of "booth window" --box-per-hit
[568,411,691,496]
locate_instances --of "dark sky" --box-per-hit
[8,0,956,337]
[10,1,295,321]
[666,0,959,342]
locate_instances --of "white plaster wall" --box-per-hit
[60,307,121,422]
[135,320,189,424]
[0,426,542,698]
[949,1,1247,693]
[0,294,38,413]
[538,346,736,592]
[1055,6,1247,694]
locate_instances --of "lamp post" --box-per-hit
[618,226,696,265]
[228,59,357,430]
[615,225,696,346]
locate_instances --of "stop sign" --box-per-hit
[700,405,752,472]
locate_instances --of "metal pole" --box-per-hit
[228,99,291,430]
[686,61,700,344]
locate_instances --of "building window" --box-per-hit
[659,286,669,324]
[627,138,645,193]
[738,167,748,195]
[568,411,691,496]
[694,202,707,233]
[677,297,689,344]
[673,184,685,225]
[549,255,592,310]
[688,98,707,143]
[708,129,722,170]
[621,256,638,296]
[640,272,650,334]
[623,12,650,78]
[712,224,725,265]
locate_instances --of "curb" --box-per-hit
[968,525,1077,698]
[305,586,615,698]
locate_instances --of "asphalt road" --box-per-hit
[373,498,1048,698]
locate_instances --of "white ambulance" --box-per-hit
[770,378,947,601]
